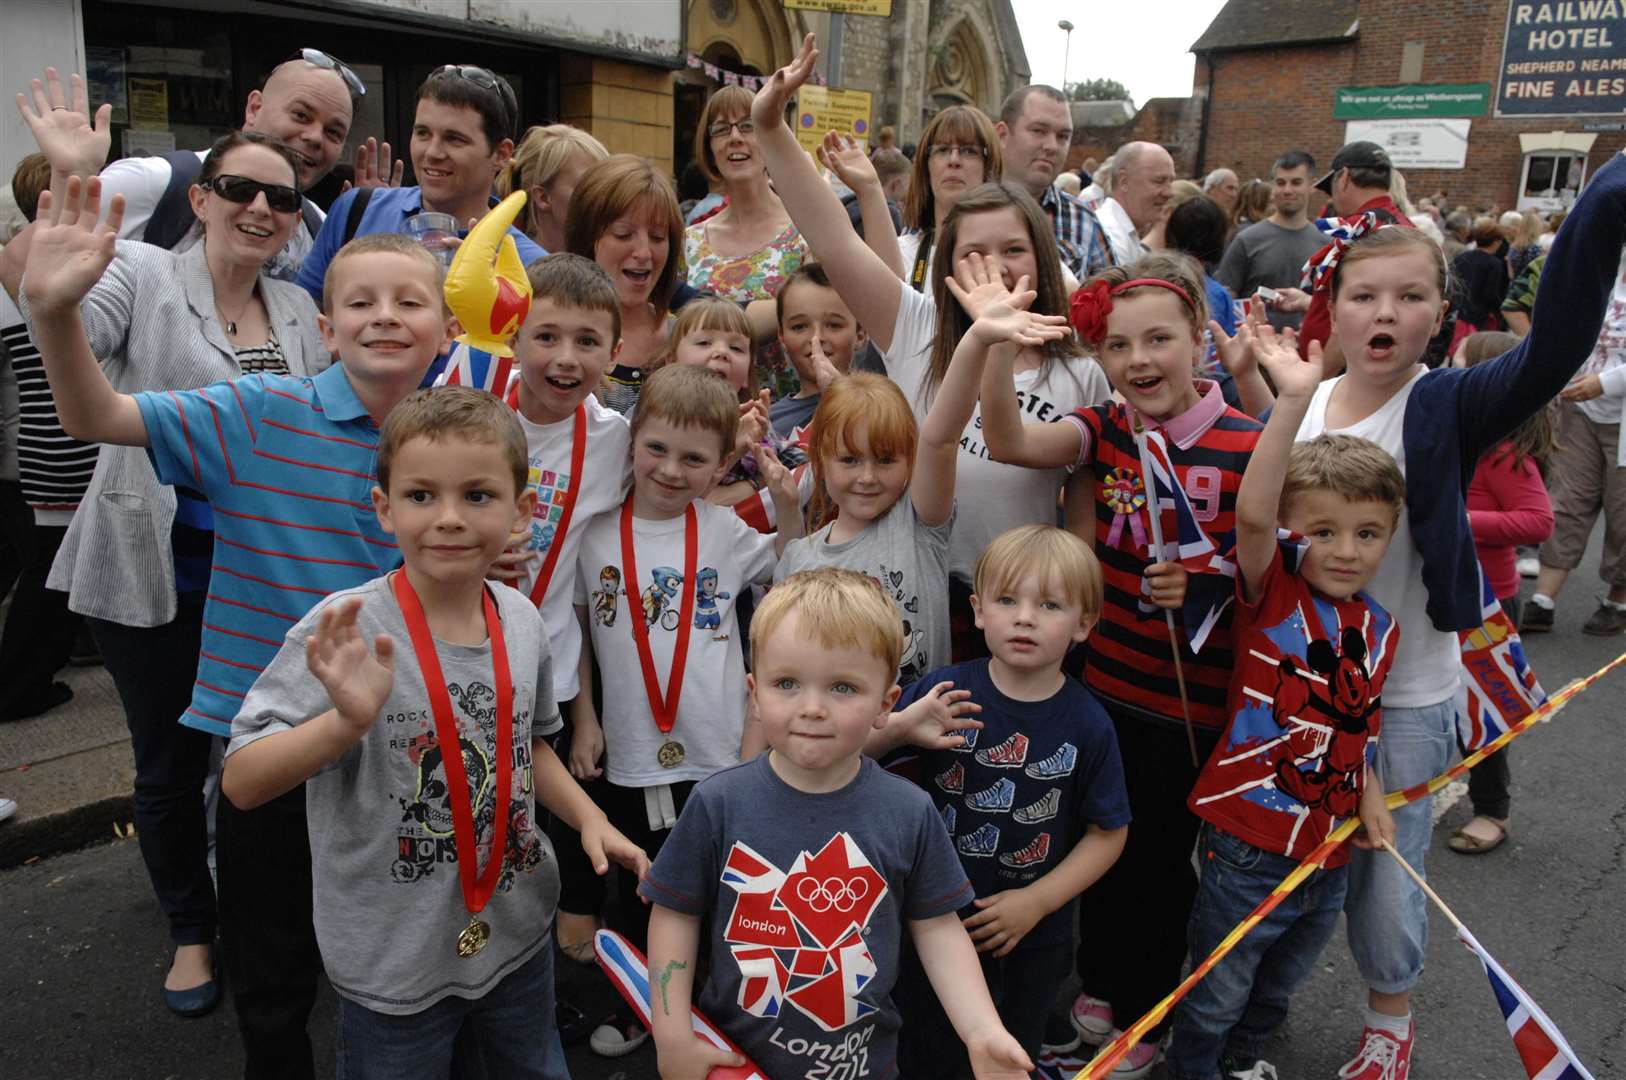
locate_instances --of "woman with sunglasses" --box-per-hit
[16,129,327,1018]
[683,85,807,400]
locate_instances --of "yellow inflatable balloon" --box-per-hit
[442,190,532,359]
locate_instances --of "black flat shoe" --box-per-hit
[163,975,221,1018]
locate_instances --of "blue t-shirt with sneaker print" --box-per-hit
[895,659,1132,948]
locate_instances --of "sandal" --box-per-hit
[1448,817,1509,854]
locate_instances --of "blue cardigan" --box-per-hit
[1404,153,1626,631]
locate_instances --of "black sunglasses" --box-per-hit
[202,174,303,214]
[286,48,365,98]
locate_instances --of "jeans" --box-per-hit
[218,783,321,1080]
[88,604,217,947]
[1166,827,1348,1080]
[896,933,1075,1076]
[1345,699,1456,995]
[336,944,569,1080]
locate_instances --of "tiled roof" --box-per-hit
[1190,0,1360,53]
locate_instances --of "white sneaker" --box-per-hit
[0,797,16,823]
[1517,556,1540,578]
[1229,1061,1280,1080]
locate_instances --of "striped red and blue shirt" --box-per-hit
[135,364,399,735]
[1064,383,1261,730]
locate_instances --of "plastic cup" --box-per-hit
[404,212,461,265]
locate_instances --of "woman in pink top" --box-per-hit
[1456,331,1555,854]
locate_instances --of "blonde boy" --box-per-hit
[640,568,1032,1080]
[892,525,1131,1072]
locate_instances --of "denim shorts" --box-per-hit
[1344,698,1457,994]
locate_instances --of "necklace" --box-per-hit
[215,287,256,337]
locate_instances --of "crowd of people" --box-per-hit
[0,28,1622,1080]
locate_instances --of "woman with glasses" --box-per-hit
[898,105,1004,292]
[16,129,327,1019]
[683,86,808,400]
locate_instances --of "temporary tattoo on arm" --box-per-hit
[654,959,688,1015]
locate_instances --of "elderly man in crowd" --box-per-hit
[1201,167,1240,215]
[1096,140,1174,266]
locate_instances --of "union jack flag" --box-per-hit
[437,342,514,395]
[1137,426,1233,653]
[1457,566,1546,751]
[1458,924,1597,1080]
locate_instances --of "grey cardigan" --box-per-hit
[21,239,329,627]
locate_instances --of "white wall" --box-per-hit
[1,0,86,180]
[347,0,683,60]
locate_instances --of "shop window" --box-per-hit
[1518,150,1588,212]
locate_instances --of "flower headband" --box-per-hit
[1070,278,1197,345]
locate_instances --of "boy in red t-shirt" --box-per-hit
[1168,333,1402,1080]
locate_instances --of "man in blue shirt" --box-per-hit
[298,65,545,302]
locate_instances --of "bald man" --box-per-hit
[16,54,359,281]
[1097,140,1174,266]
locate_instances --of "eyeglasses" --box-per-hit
[202,175,302,214]
[285,48,365,99]
[927,143,989,161]
[707,118,755,139]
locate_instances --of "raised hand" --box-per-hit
[14,68,111,178]
[896,681,983,750]
[23,177,124,312]
[806,330,842,392]
[947,253,1070,348]
[759,443,797,507]
[751,33,818,132]
[341,137,405,193]
[1252,324,1324,400]
[304,598,395,733]
[817,130,880,192]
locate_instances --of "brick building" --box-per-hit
[1187,0,1626,211]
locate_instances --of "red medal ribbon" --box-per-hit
[393,571,513,919]
[620,499,698,734]
[526,403,588,608]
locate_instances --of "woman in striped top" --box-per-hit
[14,129,328,1016]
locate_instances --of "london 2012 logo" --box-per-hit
[718,834,888,1032]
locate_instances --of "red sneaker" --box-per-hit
[1336,1022,1413,1080]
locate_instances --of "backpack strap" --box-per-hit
[343,186,375,244]
[141,151,206,250]
[300,198,322,240]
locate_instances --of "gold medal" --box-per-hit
[456,915,491,958]
[657,740,686,768]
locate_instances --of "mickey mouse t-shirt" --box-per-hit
[1188,541,1398,865]
[639,754,971,1080]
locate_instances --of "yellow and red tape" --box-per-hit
[1075,650,1626,1079]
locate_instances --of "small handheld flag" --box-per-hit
[1459,925,1597,1080]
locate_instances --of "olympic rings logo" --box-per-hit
[795,874,869,913]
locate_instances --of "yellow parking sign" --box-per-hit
[795,86,874,155]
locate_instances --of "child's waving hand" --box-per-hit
[818,130,880,191]
[1252,324,1325,400]
[751,33,818,132]
[305,598,396,735]
[947,252,1071,349]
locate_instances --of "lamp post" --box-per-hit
[1058,19,1074,93]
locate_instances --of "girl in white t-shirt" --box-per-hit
[750,36,1111,659]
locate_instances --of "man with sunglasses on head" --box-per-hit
[9,53,364,284]
[296,64,544,304]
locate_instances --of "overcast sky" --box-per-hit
[1010,0,1230,106]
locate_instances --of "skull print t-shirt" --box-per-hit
[639,753,971,1080]
[1187,539,1398,866]
[228,573,562,1015]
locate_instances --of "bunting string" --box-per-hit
[1075,649,1626,1080]
[686,52,827,89]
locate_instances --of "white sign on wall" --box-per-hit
[1343,118,1473,169]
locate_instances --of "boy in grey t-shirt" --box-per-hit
[638,569,1030,1080]
[223,389,648,1077]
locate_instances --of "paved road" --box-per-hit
[2,593,1622,1079]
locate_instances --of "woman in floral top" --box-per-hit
[684,85,807,400]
